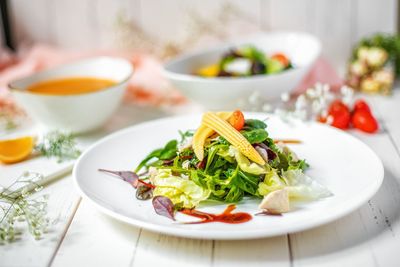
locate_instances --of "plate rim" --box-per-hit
[73,113,384,240]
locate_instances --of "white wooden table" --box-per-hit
[1,91,400,267]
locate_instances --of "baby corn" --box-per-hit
[202,112,266,165]
[193,112,232,161]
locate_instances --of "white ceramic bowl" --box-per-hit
[163,32,321,110]
[9,57,133,134]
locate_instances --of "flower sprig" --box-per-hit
[0,172,49,243]
[241,83,354,122]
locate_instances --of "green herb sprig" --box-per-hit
[35,131,81,163]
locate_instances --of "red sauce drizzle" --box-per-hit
[180,204,252,224]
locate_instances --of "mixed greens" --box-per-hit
[133,111,331,214]
[196,46,293,78]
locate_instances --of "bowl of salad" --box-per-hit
[163,32,321,109]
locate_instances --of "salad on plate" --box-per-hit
[99,110,332,223]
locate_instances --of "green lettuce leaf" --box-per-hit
[282,169,333,199]
[257,169,286,196]
[258,169,332,200]
[151,169,210,208]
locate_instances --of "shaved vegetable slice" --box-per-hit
[192,112,232,161]
[202,112,265,165]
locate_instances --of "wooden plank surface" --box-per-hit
[0,175,81,267]
[51,199,141,267]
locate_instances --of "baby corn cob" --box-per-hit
[202,112,266,165]
[193,112,232,161]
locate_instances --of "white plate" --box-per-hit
[73,113,384,240]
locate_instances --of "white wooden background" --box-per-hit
[8,0,398,76]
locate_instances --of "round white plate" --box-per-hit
[73,113,384,240]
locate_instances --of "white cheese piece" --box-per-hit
[258,189,290,213]
[224,58,251,75]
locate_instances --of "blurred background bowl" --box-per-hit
[163,32,321,110]
[9,57,133,134]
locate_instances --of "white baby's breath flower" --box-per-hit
[322,84,330,94]
[306,87,316,98]
[280,92,290,102]
[295,95,307,110]
[311,99,323,114]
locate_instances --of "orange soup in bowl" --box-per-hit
[26,77,117,95]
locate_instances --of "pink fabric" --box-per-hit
[295,57,343,93]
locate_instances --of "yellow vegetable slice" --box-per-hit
[197,64,219,77]
[202,112,266,165]
[193,112,232,161]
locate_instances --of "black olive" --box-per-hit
[251,61,266,75]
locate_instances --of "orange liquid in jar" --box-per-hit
[26,77,117,95]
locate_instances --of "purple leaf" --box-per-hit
[98,169,139,188]
[152,196,175,220]
[266,149,277,161]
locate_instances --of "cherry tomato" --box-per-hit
[352,110,378,133]
[353,99,371,114]
[271,53,290,68]
[229,110,245,131]
[328,100,351,129]
[330,112,351,129]
[329,100,350,115]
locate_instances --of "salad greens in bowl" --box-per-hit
[163,32,321,109]
[196,46,293,78]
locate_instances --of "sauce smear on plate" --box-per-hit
[181,204,252,224]
[27,77,117,95]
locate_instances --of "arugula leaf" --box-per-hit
[159,140,178,160]
[236,170,260,196]
[135,140,177,172]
